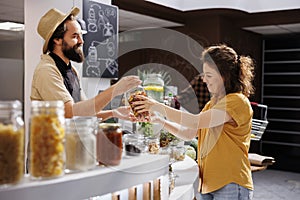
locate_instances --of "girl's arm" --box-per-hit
[133,95,231,129]
[151,114,198,141]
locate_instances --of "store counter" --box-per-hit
[0,154,169,200]
[169,156,199,200]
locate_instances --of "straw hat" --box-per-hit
[37,7,80,54]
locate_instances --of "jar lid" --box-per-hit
[31,100,64,108]
[66,116,97,128]
[0,100,22,110]
[99,123,121,130]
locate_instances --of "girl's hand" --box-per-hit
[131,95,158,114]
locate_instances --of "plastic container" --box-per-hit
[143,74,164,103]
[29,101,65,179]
[97,123,123,166]
[65,117,97,172]
[0,100,24,185]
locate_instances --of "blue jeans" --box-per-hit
[199,183,253,200]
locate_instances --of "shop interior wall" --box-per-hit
[0,39,24,103]
[118,11,263,103]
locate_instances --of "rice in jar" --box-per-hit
[65,116,97,172]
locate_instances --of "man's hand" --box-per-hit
[113,76,142,96]
[112,106,137,121]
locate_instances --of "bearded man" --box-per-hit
[31,7,141,119]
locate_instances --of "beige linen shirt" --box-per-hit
[31,54,81,103]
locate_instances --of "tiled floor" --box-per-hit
[252,169,300,200]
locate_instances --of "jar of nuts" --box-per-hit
[147,136,160,154]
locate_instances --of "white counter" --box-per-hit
[169,156,199,200]
[0,154,169,200]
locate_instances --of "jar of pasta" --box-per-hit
[97,123,123,166]
[65,116,97,172]
[29,101,65,179]
[0,100,24,185]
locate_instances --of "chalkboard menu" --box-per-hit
[82,0,118,78]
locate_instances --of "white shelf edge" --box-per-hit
[0,154,169,200]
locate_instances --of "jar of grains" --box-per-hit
[0,100,24,185]
[97,123,123,166]
[65,116,97,172]
[29,101,65,179]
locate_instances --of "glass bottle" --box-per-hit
[0,100,24,185]
[65,116,97,172]
[97,123,123,166]
[143,73,164,103]
[29,101,65,179]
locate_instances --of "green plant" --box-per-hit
[137,122,153,137]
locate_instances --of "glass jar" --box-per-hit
[65,116,97,172]
[143,73,164,103]
[97,123,123,166]
[29,101,65,179]
[170,145,186,162]
[123,134,147,156]
[147,136,160,154]
[125,86,149,120]
[0,100,24,185]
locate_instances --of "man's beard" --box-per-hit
[62,40,84,63]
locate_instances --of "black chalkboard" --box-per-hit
[82,0,118,78]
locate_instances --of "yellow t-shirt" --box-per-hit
[197,93,253,194]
